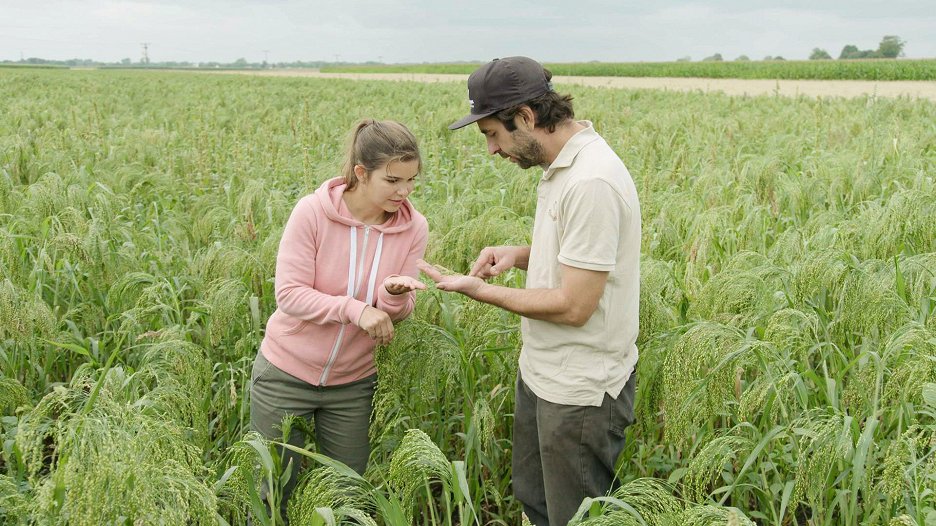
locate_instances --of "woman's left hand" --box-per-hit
[384,275,427,295]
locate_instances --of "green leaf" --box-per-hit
[451,460,475,521]
[40,338,91,357]
[778,480,795,522]
[213,465,239,493]
[894,255,907,303]
[371,491,409,526]
[274,441,367,483]
[246,437,276,474]
[719,425,786,506]
[923,383,936,408]
[667,467,688,484]
[250,295,261,330]
[850,411,879,512]
[313,507,337,526]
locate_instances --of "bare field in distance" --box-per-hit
[209,68,936,101]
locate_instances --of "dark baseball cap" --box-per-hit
[448,56,553,130]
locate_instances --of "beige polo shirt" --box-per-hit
[518,121,640,407]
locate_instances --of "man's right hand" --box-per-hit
[469,246,528,279]
[357,306,393,346]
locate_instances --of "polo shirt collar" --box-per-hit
[542,120,598,181]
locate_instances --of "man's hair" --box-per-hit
[492,69,575,133]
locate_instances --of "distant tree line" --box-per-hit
[684,35,906,63]
[810,35,906,60]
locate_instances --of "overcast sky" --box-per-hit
[2,1,934,64]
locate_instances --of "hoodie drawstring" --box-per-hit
[365,232,384,304]
[320,226,385,385]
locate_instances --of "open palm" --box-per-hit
[383,275,427,295]
[416,259,485,296]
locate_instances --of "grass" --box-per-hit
[0,68,934,525]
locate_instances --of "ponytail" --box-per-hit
[340,120,421,191]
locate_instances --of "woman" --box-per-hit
[249,119,428,518]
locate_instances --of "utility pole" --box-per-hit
[334,53,340,64]
[263,49,269,68]
[141,42,150,65]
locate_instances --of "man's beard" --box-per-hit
[508,129,548,169]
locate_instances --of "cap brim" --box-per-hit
[448,111,496,130]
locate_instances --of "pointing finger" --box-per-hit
[416,259,445,282]
[469,254,493,277]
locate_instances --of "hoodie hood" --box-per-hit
[316,177,417,234]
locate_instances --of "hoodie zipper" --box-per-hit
[320,226,371,386]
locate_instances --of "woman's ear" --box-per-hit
[353,164,368,183]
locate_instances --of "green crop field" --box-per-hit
[1,69,935,525]
[324,59,936,81]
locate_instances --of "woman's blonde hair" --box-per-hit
[341,119,421,191]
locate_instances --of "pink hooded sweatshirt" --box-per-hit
[259,177,428,386]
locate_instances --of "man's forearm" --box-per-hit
[512,246,531,271]
[469,281,584,326]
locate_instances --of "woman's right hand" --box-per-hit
[357,306,394,346]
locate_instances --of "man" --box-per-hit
[417,56,641,526]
